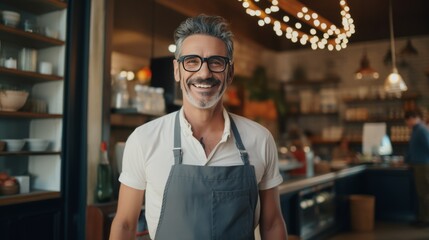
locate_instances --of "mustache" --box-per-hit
[186,77,221,86]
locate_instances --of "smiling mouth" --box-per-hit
[192,83,218,89]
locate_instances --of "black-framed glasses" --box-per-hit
[177,55,231,73]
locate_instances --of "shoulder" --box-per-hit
[132,111,177,136]
[229,113,272,139]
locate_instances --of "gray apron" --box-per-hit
[154,112,258,240]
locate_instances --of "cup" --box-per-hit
[38,61,53,75]
[19,48,37,72]
[23,19,39,33]
[15,176,30,194]
[4,57,17,69]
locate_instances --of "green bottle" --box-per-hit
[95,141,113,203]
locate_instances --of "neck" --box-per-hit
[182,102,225,132]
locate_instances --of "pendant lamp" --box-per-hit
[400,39,418,57]
[355,51,379,80]
[384,0,407,94]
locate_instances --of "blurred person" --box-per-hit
[405,109,429,228]
[332,136,358,164]
[110,15,288,239]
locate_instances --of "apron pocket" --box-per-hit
[212,189,253,240]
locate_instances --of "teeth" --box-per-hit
[194,84,212,88]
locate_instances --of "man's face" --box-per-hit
[173,34,233,109]
[405,117,418,129]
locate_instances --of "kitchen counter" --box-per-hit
[278,163,409,194]
[279,164,366,194]
[279,162,415,239]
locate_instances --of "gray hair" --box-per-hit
[174,14,234,60]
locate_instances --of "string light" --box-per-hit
[237,0,355,50]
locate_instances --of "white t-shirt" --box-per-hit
[119,108,283,238]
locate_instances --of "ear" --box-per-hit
[173,59,180,83]
[227,63,234,85]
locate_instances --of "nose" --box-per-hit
[196,61,213,78]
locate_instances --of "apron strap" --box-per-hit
[173,111,249,165]
[173,111,183,164]
[229,114,250,165]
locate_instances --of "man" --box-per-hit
[404,109,429,228]
[110,15,288,239]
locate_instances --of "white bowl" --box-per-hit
[0,90,29,112]
[26,138,50,151]
[3,139,25,152]
[2,11,21,27]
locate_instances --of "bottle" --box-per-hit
[154,87,166,115]
[95,141,113,203]
[111,74,129,109]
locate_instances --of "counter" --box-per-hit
[278,163,415,240]
[278,165,366,194]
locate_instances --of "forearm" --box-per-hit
[260,217,288,240]
[109,219,137,240]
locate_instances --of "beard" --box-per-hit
[180,74,228,109]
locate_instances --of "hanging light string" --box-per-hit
[388,0,397,71]
[384,0,407,94]
[238,0,355,51]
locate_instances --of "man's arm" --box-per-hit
[110,184,145,240]
[259,187,288,240]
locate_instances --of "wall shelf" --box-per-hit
[1,0,67,14]
[343,93,419,104]
[283,78,340,87]
[110,110,161,128]
[0,67,63,83]
[0,25,65,49]
[344,118,405,124]
[0,190,60,206]
[0,151,61,156]
[0,111,62,119]
[287,111,339,117]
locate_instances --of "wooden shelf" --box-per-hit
[287,111,339,117]
[0,151,61,156]
[0,190,60,206]
[344,118,405,124]
[0,111,62,118]
[343,93,419,104]
[283,78,340,87]
[110,109,162,128]
[0,67,63,83]
[309,136,362,145]
[309,136,408,145]
[0,24,64,49]
[0,0,67,15]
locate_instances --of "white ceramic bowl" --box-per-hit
[2,11,21,27]
[26,138,50,151]
[3,139,25,152]
[0,90,29,112]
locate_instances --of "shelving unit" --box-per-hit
[0,0,66,207]
[282,79,342,147]
[0,0,89,238]
[342,93,419,143]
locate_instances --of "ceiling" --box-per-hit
[112,0,429,56]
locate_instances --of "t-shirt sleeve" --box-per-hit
[118,130,147,190]
[258,132,283,190]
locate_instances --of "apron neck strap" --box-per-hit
[229,114,250,165]
[173,112,183,164]
[173,111,249,165]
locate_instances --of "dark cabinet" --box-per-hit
[280,191,299,236]
[334,171,365,231]
[0,199,61,239]
[363,167,417,221]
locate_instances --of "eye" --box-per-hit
[208,57,225,66]
[184,57,200,66]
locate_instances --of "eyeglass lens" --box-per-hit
[181,55,228,73]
